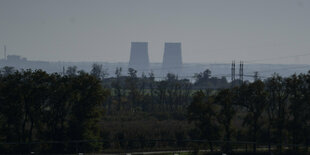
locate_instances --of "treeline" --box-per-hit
[0,68,108,153]
[188,72,310,153]
[0,65,230,153]
[2,64,310,154]
[103,68,192,115]
[101,67,229,115]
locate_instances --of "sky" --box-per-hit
[0,0,310,64]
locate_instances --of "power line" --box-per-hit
[244,64,310,74]
[116,53,310,72]
[244,52,310,64]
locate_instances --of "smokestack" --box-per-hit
[129,42,149,71]
[162,42,182,74]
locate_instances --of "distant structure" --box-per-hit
[231,60,236,82]
[7,55,27,62]
[254,71,259,81]
[4,45,7,60]
[129,42,149,71]
[162,42,182,74]
[239,61,244,82]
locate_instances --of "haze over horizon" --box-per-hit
[1,0,310,64]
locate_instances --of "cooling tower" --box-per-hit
[162,42,182,74]
[129,42,150,71]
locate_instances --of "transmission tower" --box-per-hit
[62,66,65,76]
[239,61,244,82]
[254,71,259,81]
[231,60,235,84]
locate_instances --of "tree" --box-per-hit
[265,74,289,153]
[286,74,308,151]
[215,89,236,153]
[91,63,108,80]
[111,67,125,111]
[156,80,168,110]
[147,72,156,110]
[139,72,148,111]
[166,73,180,110]
[187,90,219,152]
[194,69,211,82]
[0,70,109,153]
[0,66,15,76]
[91,63,103,79]
[0,70,51,152]
[194,69,229,89]
[68,72,108,152]
[302,71,310,152]
[237,80,267,152]
[0,71,24,144]
[126,68,140,111]
[66,66,77,76]
[42,73,74,152]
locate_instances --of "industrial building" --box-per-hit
[128,42,150,71]
[162,42,183,74]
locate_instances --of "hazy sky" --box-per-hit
[0,0,310,64]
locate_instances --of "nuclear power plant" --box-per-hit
[129,42,150,71]
[162,42,182,74]
[128,42,183,74]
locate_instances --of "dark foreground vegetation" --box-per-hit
[1,65,310,154]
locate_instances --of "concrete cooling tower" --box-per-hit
[162,42,183,74]
[129,42,150,71]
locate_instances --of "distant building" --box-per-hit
[7,55,27,62]
[129,42,150,72]
[162,42,182,74]
[0,54,52,72]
